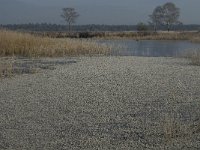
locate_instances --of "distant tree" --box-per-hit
[61,8,79,31]
[162,2,180,32]
[136,22,148,32]
[149,2,180,32]
[149,6,164,32]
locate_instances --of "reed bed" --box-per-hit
[0,30,111,57]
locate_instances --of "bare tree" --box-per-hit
[162,2,180,32]
[149,2,180,32]
[61,8,79,31]
[149,6,164,32]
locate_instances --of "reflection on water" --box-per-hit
[99,40,200,57]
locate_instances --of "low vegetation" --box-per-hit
[190,36,200,43]
[183,50,200,66]
[29,31,200,41]
[0,58,13,78]
[0,30,111,57]
[96,31,200,41]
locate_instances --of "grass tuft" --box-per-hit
[182,50,200,66]
[190,36,200,43]
[0,58,14,78]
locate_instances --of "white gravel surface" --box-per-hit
[0,56,200,149]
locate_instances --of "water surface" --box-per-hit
[99,40,200,57]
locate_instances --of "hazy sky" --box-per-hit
[0,0,200,25]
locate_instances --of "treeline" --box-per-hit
[1,23,200,32]
[0,24,135,31]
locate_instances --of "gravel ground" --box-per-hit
[0,56,200,150]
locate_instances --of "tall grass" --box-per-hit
[0,30,111,57]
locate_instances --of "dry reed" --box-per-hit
[0,30,111,57]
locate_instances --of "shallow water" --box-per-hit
[99,40,200,57]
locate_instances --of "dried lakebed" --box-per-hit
[0,56,200,149]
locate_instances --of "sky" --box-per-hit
[0,0,200,25]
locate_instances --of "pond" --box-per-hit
[99,40,200,57]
